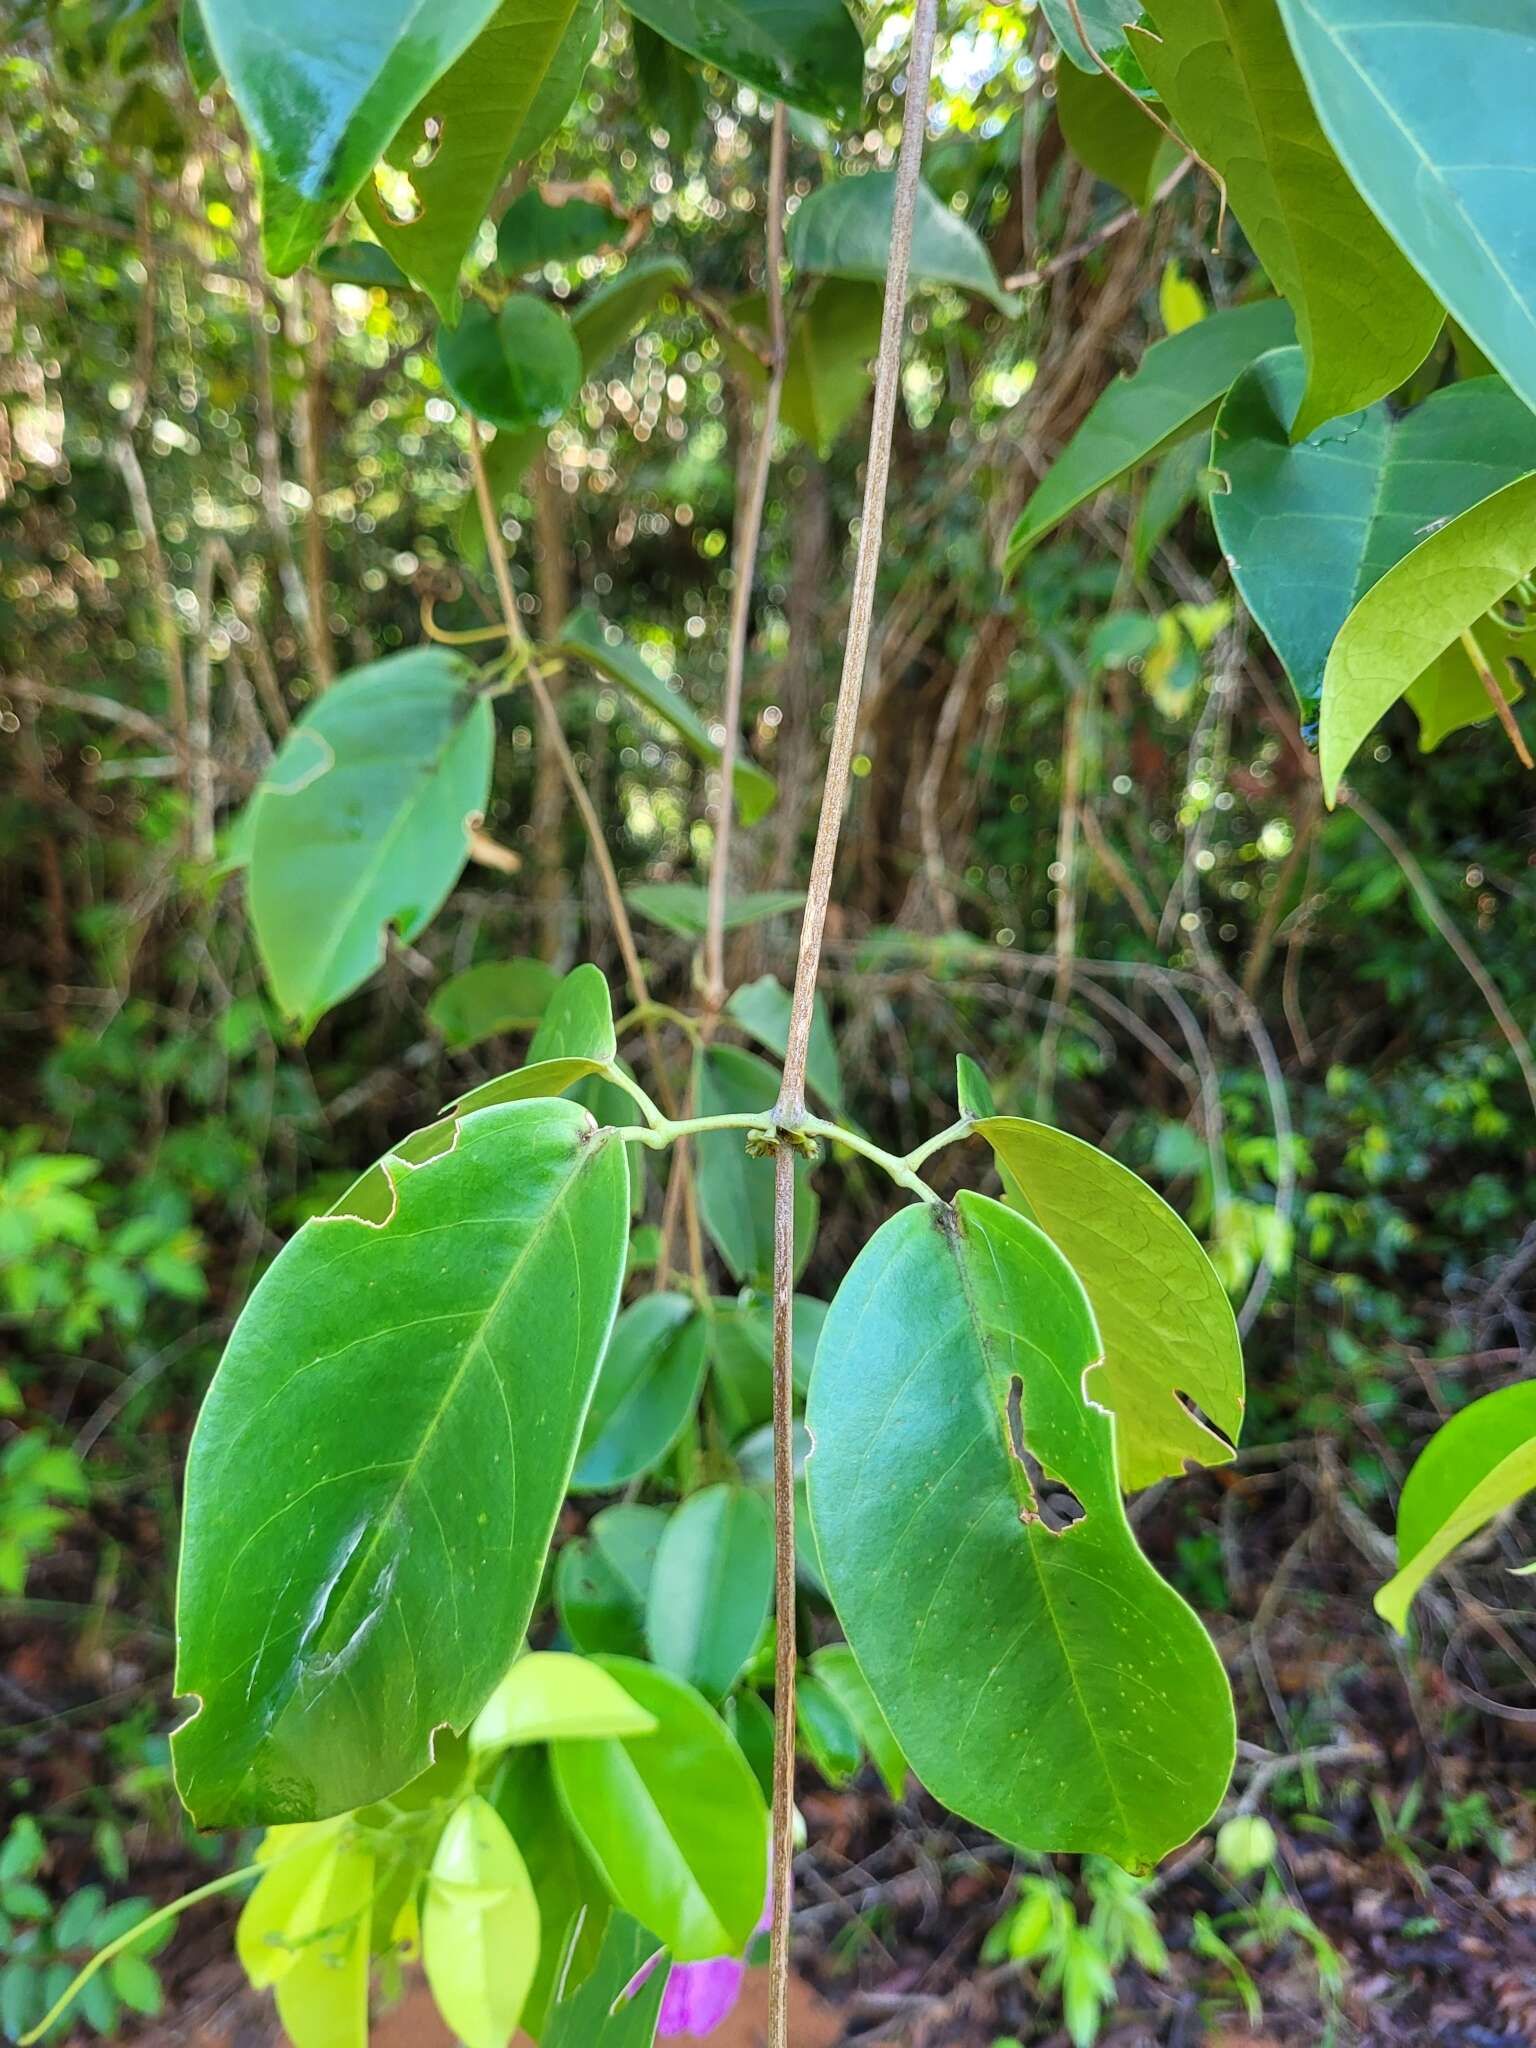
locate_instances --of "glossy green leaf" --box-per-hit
[634,16,707,145]
[1132,0,1440,436]
[1276,0,1536,421]
[625,883,803,939]
[1040,0,1141,68]
[623,0,865,124]
[358,0,582,316]
[974,1117,1243,1491]
[247,650,492,1034]
[423,1795,540,2048]
[1053,60,1173,206]
[781,279,884,456]
[644,1484,774,1699]
[724,1689,776,1804]
[551,1656,768,1960]
[809,1644,907,1801]
[788,172,1019,316]
[429,959,560,1049]
[709,1292,827,1440]
[499,188,622,272]
[726,975,842,1112]
[199,0,502,273]
[173,1098,630,1826]
[1377,1383,1536,1633]
[313,241,413,290]
[559,610,776,824]
[471,1652,659,1752]
[1213,350,1536,712]
[806,1193,1235,1870]
[795,1672,861,1783]
[489,1746,612,2040]
[695,1046,817,1288]
[556,1504,670,1657]
[1007,299,1295,565]
[506,0,605,166]
[438,296,582,431]
[1319,472,1536,800]
[1132,437,1208,572]
[954,1053,997,1121]
[540,1910,667,2048]
[449,962,619,1111]
[572,1294,709,1489]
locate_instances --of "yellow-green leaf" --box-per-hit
[423,1795,540,2048]
[470,1652,659,1752]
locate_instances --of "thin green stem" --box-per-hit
[20,1860,265,2044]
[615,1108,941,1204]
[602,1063,669,1131]
[615,1001,704,1049]
[621,1111,771,1151]
[901,1117,974,1175]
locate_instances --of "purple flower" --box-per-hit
[632,1876,773,2040]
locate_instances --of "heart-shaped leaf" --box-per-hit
[1133,0,1441,436]
[973,1117,1244,1491]
[806,1193,1234,1870]
[173,1099,630,1826]
[246,650,493,1034]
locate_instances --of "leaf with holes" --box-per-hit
[247,650,493,1035]
[428,959,560,1050]
[1275,0,1536,423]
[694,1046,816,1287]
[806,1194,1234,1870]
[644,1484,774,1699]
[550,1656,768,1959]
[1320,471,1536,800]
[437,296,582,430]
[623,0,865,124]
[1212,350,1536,713]
[422,1795,540,2048]
[198,0,503,273]
[357,0,583,317]
[1007,299,1295,566]
[1377,1381,1536,1633]
[1132,0,1441,436]
[172,1098,629,1827]
[559,610,775,824]
[788,172,1019,316]
[973,1118,1243,1492]
[571,1294,709,1490]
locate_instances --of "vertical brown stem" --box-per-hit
[532,461,572,958]
[766,1141,799,2048]
[297,274,335,685]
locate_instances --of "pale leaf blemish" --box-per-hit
[265,727,335,798]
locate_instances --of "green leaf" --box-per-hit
[1213,350,1536,712]
[506,0,605,166]
[1404,611,1533,755]
[489,1746,613,2039]
[540,1910,667,2048]
[559,610,776,825]
[634,16,707,146]
[1319,471,1536,800]
[809,1644,907,1800]
[271,1835,373,2048]
[173,1098,630,1826]
[313,241,413,290]
[1132,437,1208,573]
[795,1672,861,1783]
[107,1952,162,2019]
[551,1656,768,1959]
[623,0,865,124]
[973,1118,1244,1492]
[644,1484,774,1699]
[726,975,842,1113]
[199,0,502,274]
[806,1193,1235,1870]
[237,1826,348,1990]
[571,256,693,373]
[423,1795,540,2048]
[357,0,583,316]
[1054,60,1174,206]
[429,959,560,1049]
[437,296,582,430]
[572,1294,710,1490]
[625,883,803,939]
[471,1651,660,1751]
[1007,298,1295,565]
[694,1047,817,1288]
[707,1292,828,1440]
[788,172,1019,316]
[246,650,492,1033]
[1132,0,1441,437]
[781,279,884,456]
[498,187,622,272]
[954,1054,998,1121]
[1275,0,1536,423]
[179,0,218,93]
[1377,1381,1536,1634]
[556,1504,670,1657]
[447,961,620,1110]
[1040,0,1141,69]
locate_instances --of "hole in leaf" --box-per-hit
[409,115,444,170]
[372,160,422,226]
[1174,1388,1236,1452]
[1005,1375,1085,1533]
